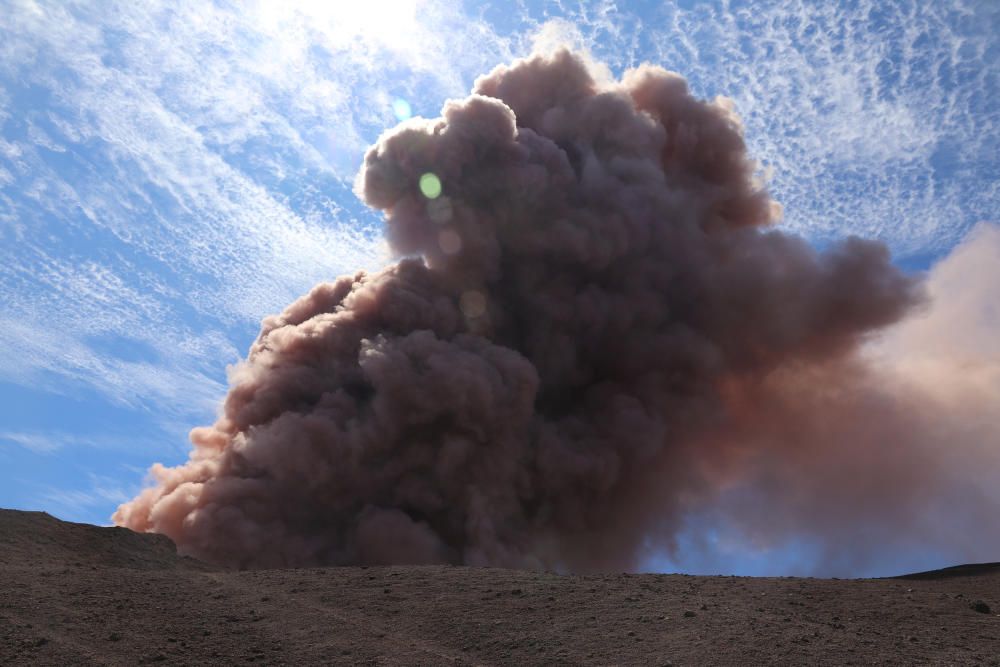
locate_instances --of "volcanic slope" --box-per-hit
[1,510,998,665]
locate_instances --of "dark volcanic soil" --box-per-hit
[1,510,997,665]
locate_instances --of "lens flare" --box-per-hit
[392,98,412,122]
[459,290,486,319]
[419,172,442,199]
[427,196,453,224]
[438,229,462,255]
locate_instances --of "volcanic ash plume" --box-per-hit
[115,49,997,571]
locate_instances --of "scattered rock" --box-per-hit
[970,600,991,614]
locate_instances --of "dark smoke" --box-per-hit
[116,49,993,572]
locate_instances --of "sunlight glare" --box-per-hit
[392,98,412,121]
[262,0,421,49]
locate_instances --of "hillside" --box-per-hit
[1,509,997,665]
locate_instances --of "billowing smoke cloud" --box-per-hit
[688,222,1000,574]
[115,49,999,572]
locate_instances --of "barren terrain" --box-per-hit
[1,509,997,665]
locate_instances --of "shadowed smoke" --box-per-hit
[115,50,998,572]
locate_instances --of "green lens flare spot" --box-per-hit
[419,172,442,199]
[392,98,412,122]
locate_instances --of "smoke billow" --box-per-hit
[114,49,999,572]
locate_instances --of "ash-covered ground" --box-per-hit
[1,510,997,665]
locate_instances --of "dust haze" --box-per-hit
[115,49,1000,573]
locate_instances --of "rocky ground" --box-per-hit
[1,509,997,665]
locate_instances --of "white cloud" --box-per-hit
[0,0,996,455]
[540,0,999,255]
[0,431,65,454]
[1,1,501,417]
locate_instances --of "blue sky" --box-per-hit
[1,0,998,576]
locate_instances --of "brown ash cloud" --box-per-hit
[117,49,997,572]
